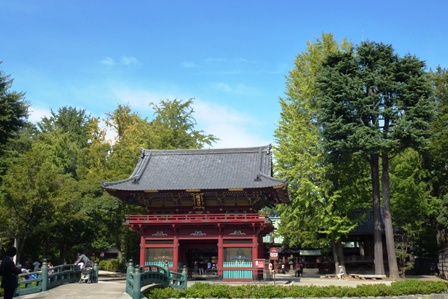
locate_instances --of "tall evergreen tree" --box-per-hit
[0,66,29,148]
[316,41,434,279]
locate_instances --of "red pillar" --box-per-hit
[217,234,223,278]
[140,235,145,266]
[173,235,179,272]
[258,236,264,259]
[252,234,258,279]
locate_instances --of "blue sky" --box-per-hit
[1,1,447,148]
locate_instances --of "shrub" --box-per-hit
[146,280,448,299]
[390,279,448,295]
[98,259,126,272]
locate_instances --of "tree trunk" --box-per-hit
[332,239,346,274]
[381,154,399,280]
[15,237,25,265]
[337,240,345,271]
[332,240,340,274]
[114,227,123,263]
[369,154,385,275]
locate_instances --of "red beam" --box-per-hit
[126,213,271,225]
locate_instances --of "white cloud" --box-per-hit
[211,82,260,96]
[194,100,271,148]
[181,61,198,68]
[100,56,138,66]
[205,122,271,149]
[100,57,115,66]
[121,56,138,66]
[99,119,117,145]
[28,106,51,123]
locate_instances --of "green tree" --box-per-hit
[316,41,434,280]
[37,106,96,178]
[105,104,152,179]
[0,106,106,262]
[0,65,29,149]
[426,67,448,250]
[0,137,82,262]
[390,149,439,276]
[274,33,368,272]
[0,122,36,255]
[150,99,218,149]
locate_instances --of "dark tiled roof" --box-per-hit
[103,145,287,192]
[350,208,385,234]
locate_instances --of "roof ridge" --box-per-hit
[143,145,271,156]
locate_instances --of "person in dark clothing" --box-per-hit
[294,261,302,277]
[0,247,22,299]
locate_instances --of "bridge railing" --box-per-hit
[126,260,187,299]
[15,260,99,297]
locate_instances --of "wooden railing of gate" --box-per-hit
[126,260,187,299]
[15,260,99,297]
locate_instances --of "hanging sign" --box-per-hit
[269,247,279,260]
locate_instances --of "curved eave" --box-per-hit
[102,172,288,193]
[104,183,289,206]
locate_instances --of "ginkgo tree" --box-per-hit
[274,33,370,273]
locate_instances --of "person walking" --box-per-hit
[0,247,22,299]
[74,253,90,270]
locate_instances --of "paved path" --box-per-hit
[16,280,129,299]
[14,272,444,299]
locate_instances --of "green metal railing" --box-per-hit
[15,260,98,297]
[144,261,174,267]
[126,260,187,299]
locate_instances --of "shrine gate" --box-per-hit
[103,145,289,281]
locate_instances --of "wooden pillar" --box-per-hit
[140,235,145,266]
[252,235,258,260]
[217,234,223,278]
[252,234,258,280]
[258,236,264,258]
[173,234,179,272]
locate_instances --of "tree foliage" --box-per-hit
[149,99,218,149]
[316,41,434,279]
[274,33,369,270]
[1,136,83,262]
[390,149,439,276]
[0,94,217,264]
[0,65,29,149]
[425,67,448,249]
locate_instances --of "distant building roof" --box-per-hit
[350,208,385,235]
[103,145,289,207]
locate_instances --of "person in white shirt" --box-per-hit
[337,265,345,280]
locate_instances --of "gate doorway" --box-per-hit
[179,240,218,279]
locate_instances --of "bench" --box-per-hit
[321,274,345,279]
[349,274,387,280]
